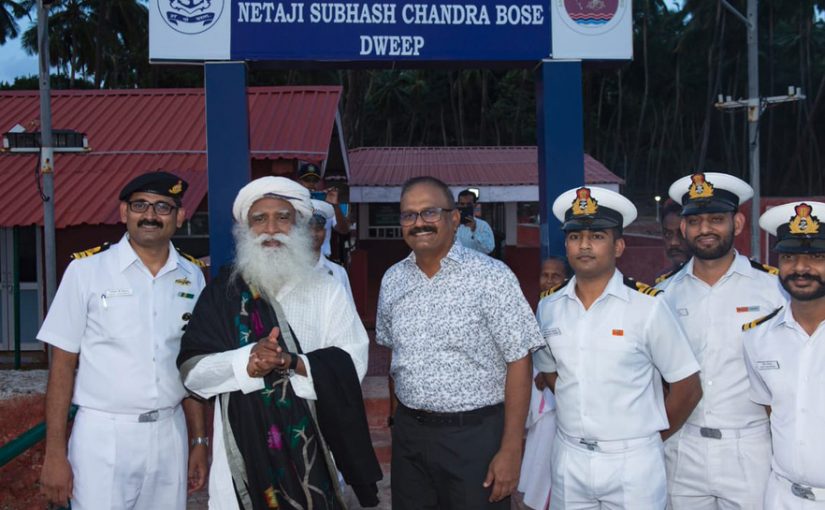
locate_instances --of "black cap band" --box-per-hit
[774,223,825,253]
[681,188,740,216]
[562,206,623,232]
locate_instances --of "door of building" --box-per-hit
[0,227,44,351]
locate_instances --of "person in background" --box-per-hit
[656,199,691,283]
[517,257,570,510]
[311,198,354,302]
[539,256,571,293]
[744,201,825,509]
[456,188,495,254]
[38,171,208,509]
[295,161,351,259]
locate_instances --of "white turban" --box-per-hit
[232,176,313,225]
[311,199,335,221]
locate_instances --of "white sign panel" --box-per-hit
[150,0,232,61]
[551,0,633,60]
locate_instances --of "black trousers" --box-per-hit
[391,404,510,510]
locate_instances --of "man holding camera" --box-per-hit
[456,188,495,254]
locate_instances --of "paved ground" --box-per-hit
[186,471,393,509]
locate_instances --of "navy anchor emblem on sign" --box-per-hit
[160,0,224,35]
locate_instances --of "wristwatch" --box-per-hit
[191,436,209,447]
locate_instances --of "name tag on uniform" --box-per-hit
[755,360,780,370]
[736,306,761,313]
[177,292,195,299]
[543,327,561,338]
[104,289,133,298]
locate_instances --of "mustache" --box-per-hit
[782,273,825,285]
[137,219,163,228]
[409,226,437,236]
[254,233,290,246]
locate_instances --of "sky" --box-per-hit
[0,0,696,85]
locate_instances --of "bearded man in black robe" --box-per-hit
[178,176,380,510]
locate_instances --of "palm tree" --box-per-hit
[21,0,94,87]
[0,0,28,45]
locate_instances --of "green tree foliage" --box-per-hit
[0,0,27,44]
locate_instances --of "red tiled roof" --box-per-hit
[0,87,341,227]
[347,146,623,187]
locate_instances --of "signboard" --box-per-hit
[150,0,631,62]
[550,0,632,60]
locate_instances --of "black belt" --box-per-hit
[398,402,503,427]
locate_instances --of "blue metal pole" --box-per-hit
[535,59,584,260]
[205,62,251,276]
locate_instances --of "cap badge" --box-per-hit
[169,180,183,195]
[789,203,820,235]
[688,173,715,200]
[572,187,598,216]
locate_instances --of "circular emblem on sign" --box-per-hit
[558,0,627,35]
[158,0,224,35]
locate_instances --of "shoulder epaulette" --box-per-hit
[176,247,206,268]
[749,259,779,275]
[654,261,686,285]
[70,242,111,260]
[623,276,662,297]
[539,279,570,299]
[742,306,783,332]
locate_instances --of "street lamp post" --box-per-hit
[37,0,56,309]
[654,195,661,223]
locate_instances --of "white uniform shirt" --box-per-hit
[534,270,700,441]
[656,252,787,429]
[744,304,825,488]
[314,254,353,303]
[37,235,205,414]
[182,272,369,510]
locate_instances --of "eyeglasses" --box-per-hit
[399,207,454,226]
[128,200,177,216]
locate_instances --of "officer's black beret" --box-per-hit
[119,171,188,204]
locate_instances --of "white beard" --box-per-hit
[231,223,315,301]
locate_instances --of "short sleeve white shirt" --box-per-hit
[536,270,700,441]
[314,255,353,303]
[744,304,825,488]
[37,235,206,414]
[656,252,787,429]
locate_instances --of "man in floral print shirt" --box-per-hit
[377,176,544,510]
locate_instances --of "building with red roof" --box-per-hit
[0,87,346,351]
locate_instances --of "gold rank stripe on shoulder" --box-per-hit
[623,276,663,297]
[176,247,206,268]
[654,261,686,285]
[749,259,779,275]
[742,306,783,332]
[539,279,570,299]
[70,242,111,260]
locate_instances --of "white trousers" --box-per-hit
[549,430,666,510]
[519,410,556,510]
[68,405,188,510]
[665,425,771,510]
[764,471,825,510]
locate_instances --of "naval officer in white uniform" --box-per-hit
[656,172,787,510]
[535,185,702,509]
[38,172,208,509]
[744,201,825,509]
